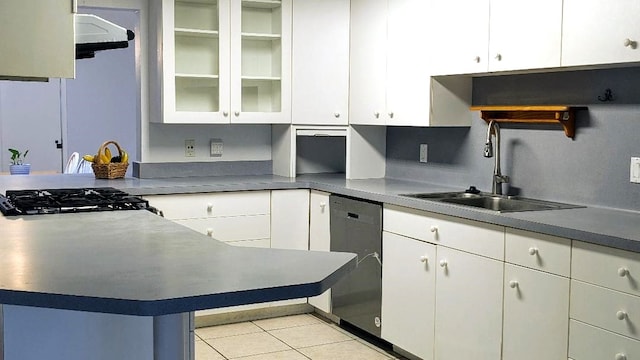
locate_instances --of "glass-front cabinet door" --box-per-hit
[230,0,291,124]
[155,0,290,124]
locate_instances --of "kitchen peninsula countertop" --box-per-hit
[1,173,638,253]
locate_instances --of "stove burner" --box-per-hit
[0,187,160,216]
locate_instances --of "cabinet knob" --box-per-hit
[334,112,340,118]
[473,56,481,63]
[430,225,438,233]
[618,267,629,277]
[420,255,428,263]
[374,111,380,118]
[388,112,394,119]
[528,247,538,256]
[319,202,327,212]
[615,353,627,360]
[495,53,502,61]
[509,280,519,289]
[206,228,213,237]
[617,310,628,320]
[439,259,448,268]
[207,203,213,212]
[234,111,240,117]
[222,111,229,117]
[624,38,636,48]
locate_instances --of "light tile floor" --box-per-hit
[194,314,406,360]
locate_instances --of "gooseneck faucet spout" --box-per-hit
[484,120,510,195]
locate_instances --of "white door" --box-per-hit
[0,80,63,173]
[349,0,388,125]
[435,246,504,360]
[488,0,562,72]
[382,232,436,360]
[291,0,350,125]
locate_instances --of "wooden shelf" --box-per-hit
[470,105,581,139]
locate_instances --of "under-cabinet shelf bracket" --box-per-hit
[470,105,581,139]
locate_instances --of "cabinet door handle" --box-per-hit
[234,111,240,117]
[374,111,380,118]
[624,38,636,48]
[319,202,326,212]
[495,53,502,61]
[206,228,213,237]
[615,353,627,360]
[207,203,213,212]
[430,225,438,233]
[617,310,628,320]
[420,255,428,263]
[388,112,394,119]
[473,56,481,63]
[222,111,229,117]
[509,280,519,289]
[439,259,448,268]
[618,267,629,277]
[528,247,538,256]
[334,112,340,118]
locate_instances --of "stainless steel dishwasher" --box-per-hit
[330,194,382,337]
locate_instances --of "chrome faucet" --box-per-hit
[484,120,510,195]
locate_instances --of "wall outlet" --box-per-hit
[210,138,223,157]
[419,144,428,163]
[631,157,640,183]
[185,139,195,157]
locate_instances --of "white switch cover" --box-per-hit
[185,139,195,157]
[419,144,428,163]
[631,157,640,183]
[210,139,223,157]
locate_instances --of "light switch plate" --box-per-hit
[631,157,640,183]
[419,144,428,163]
[210,139,223,157]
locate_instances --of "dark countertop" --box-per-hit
[0,210,356,316]
[0,173,638,252]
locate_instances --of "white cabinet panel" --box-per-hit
[175,215,270,242]
[505,228,571,277]
[0,0,75,79]
[382,232,436,360]
[270,189,309,250]
[308,190,331,313]
[569,320,640,360]
[572,241,640,297]
[144,191,270,220]
[429,0,490,75]
[488,0,562,72]
[383,205,504,260]
[435,246,504,360]
[562,0,640,67]
[571,280,640,341]
[292,0,349,125]
[503,264,569,360]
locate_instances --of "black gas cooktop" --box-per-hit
[0,187,159,216]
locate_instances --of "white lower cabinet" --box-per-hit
[569,320,640,360]
[434,246,504,360]
[308,190,332,313]
[502,264,570,360]
[381,231,436,360]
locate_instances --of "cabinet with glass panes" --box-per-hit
[154,0,291,124]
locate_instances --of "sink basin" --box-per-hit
[400,191,583,213]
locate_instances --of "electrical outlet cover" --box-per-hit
[185,139,195,157]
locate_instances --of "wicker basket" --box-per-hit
[91,140,129,179]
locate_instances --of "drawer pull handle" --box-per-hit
[430,226,438,233]
[617,310,628,320]
[615,353,627,360]
[207,203,213,212]
[439,260,448,268]
[618,267,629,277]
[206,228,213,237]
[528,247,538,256]
[420,255,428,263]
[509,280,519,289]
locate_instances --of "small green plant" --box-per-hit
[8,148,28,165]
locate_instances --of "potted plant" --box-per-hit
[8,148,30,175]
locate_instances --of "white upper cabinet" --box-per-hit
[488,0,563,72]
[349,0,388,126]
[350,0,470,127]
[0,0,75,79]
[562,0,640,67]
[154,0,291,124]
[429,0,490,76]
[291,0,349,125]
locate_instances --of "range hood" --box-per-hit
[75,14,134,60]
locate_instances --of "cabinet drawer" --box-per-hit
[569,319,640,360]
[384,204,504,260]
[175,215,270,242]
[144,191,271,220]
[505,228,571,277]
[572,241,640,296]
[571,280,640,341]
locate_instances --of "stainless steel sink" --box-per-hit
[400,191,583,213]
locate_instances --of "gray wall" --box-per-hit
[386,67,640,211]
